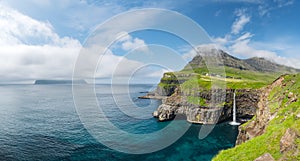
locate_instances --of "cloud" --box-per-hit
[95,49,145,78]
[212,31,300,69]
[0,4,172,83]
[144,69,170,77]
[258,0,294,16]
[116,32,149,52]
[1,0,125,41]
[1,0,192,42]
[182,44,221,61]
[122,38,148,52]
[209,6,300,69]
[231,9,251,34]
[275,0,294,8]
[229,38,300,68]
[0,4,82,82]
[0,45,80,81]
[0,4,70,46]
[0,3,185,82]
[235,32,254,41]
[230,39,275,58]
[0,4,152,82]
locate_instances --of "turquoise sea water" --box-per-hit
[0,84,238,161]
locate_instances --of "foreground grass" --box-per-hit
[213,74,300,161]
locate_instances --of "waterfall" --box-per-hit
[229,91,240,125]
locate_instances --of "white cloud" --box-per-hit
[182,44,221,61]
[258,0,294,16]
[0,4,170,83]
[0,4,82,82]
[230,39,275,58]
[229,38,300,68]
[212,32,300,69]
[95,50,145,78]
[1,0,125,41]
[0,45,80,81]
[231,9,251,34]
[122,38,148,52]
[116,32,149,52]
[1,5,49,45]
[213,35,231,46]
[235,32,253,41]
[209,7,300,69]
[0,4,80,46]
[182,49,198,61]
[275,0,294,8]
[144,69,170,77]
[74,9,189,82]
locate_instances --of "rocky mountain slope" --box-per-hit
[185,48,300,73]
[213,74,300,161]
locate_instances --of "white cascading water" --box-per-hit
[229,91,240,125]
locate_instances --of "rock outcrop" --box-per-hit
[153,88,260,124]
[254,153,275,161]
[236,76,285,144]
[280,128,298,154]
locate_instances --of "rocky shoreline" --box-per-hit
[141,87,261,124]
[137,92,167,100]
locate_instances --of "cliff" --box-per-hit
[213,74,300,160]
[153,88,260,124]
[150,48,299,124]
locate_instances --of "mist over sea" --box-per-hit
[0,84,238,161]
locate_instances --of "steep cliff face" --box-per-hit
[236,76,285,144]
[153,88,260,124]
[213,74,300,161]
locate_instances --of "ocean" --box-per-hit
[0,84,238,161]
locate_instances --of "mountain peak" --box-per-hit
[185,48,300,74]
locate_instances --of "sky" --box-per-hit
[0,0,299,84]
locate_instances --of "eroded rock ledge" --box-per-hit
[152,88,261,124]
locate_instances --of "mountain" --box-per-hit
[185,49,254,71]
[185,48,300,73]
[156,48,299,96]
[244,57,300,73]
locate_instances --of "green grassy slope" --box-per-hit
[157,51,299,106]
[213,74,300,161]
[159,66,282,95]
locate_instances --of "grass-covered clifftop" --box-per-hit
[153,48,299,124]
[213,74,300,161]
[157,48,299,102]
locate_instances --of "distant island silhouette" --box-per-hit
[34,79,87,85]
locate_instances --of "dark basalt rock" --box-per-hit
[153,88,260,124]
